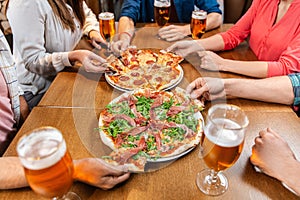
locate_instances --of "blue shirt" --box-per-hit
[119,0,222,23]
[288,73,300,116]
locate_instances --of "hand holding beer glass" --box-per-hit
[99,12,116,50]
[154,0,171,27]
[190,10,207,39]
[197,104,249,196]
[17,127,80,200]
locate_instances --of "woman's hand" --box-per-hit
[73,158,130,190]
[198,51,225,71]
[69,50,108,73]
[89,30,107,49]
[158,25,190,42]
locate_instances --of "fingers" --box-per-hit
[91,40,103,50]
[97,159,129,175]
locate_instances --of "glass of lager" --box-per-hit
[190,10,207,39]
[99,12,116,48]
[16,126,79,200]
[196,104,249,196]
[154,0,171,27]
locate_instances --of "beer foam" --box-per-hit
[154,1,171,7]
[17,128,67,170]
[99,12,114,20]
[204,118,244,147]
[192,12,207,20]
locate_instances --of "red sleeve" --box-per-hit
[220,0,260,50]
[267,36,300,77]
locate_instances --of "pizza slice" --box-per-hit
[136,49,158,69]
[156,50,184,67]
[106,54,128,74]
[102,147,148,172]
[120,47,139,68]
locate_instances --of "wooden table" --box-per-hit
[1,107,299,199]
[1,24,299,199]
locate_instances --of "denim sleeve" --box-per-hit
[195,0,222,14]
[119,0,141,23]
[288,73,300,107]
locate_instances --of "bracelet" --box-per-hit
[119,31,132,39]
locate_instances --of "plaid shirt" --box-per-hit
[0,31,20,125]
[288,73,300,116]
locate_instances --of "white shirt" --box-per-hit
[7,0,99,95]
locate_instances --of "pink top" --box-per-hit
[0,70,15,144]
[220,0,300,77]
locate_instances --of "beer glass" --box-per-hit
[154,0,171,27]
[17,127,79,200]
[99,12,116,48]
[190,10,207,39]
[196,104,249,196]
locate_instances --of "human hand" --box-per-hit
[158,25,190,42]
[250,128,296,182]
[89,30,107,49]
[72,50,107,73]
[198,51,225,71]
[186,77,225,101]
[73,158,130,190]
[110,32,133,55]
[110,39,130,56]
[167,40,204,57]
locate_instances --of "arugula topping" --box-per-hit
[167,107,199,131]
[106,102,135,118]
[135,95,154,119]
[163,127,185,142]
[105,119,132,138]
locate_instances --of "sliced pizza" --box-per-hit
[99,88,204,172]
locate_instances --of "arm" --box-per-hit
[206,12,222,31]
[250,128,300,196]
[0,157,130,190]
[82,1,106,49]
[199,51,269,78]
[0,157,28,189]
[73,158,130,190]
[186,75,294,105]
[111,16,135,53]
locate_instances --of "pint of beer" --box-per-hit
[99,12,116,42]
[190,10,207,39]
[17,127,74,199]
[154,0,171,27]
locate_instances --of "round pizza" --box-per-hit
[105,48,184,91]
[99,87,204,172]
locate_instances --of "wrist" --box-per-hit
[119,31,133,42]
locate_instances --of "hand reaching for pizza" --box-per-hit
[186,77,226,101]
[73,158,130,190]
[69,50,108,73]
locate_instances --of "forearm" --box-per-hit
[117,17,135,40]
[224,76,294,105]
[279,160,300,196]
[206,13,222,31]
[197,34,224,51]
[0,157,28,189]
[221,59,269,78]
